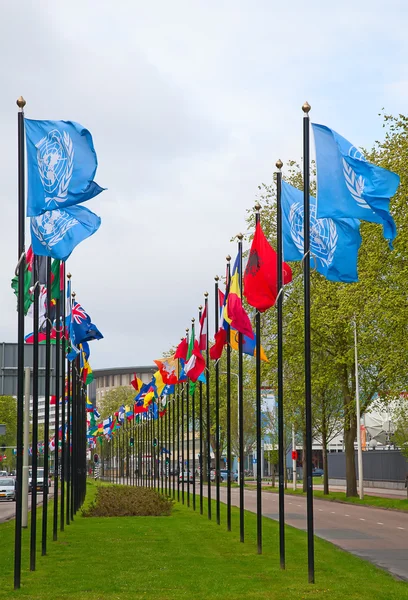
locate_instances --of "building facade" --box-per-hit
[88,365,157,405]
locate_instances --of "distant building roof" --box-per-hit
[93,366,156,378]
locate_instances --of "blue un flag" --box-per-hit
[312,123,400,247]
[281,181,362,283]
[30,204,101,261]
[25,119,104,217]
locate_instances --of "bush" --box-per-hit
[82,485,174,517]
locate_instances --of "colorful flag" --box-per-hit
[153,371,166,396]
[25,119,104,217]
[282,181,362,283]
[11,247,47,315]
[199,304,207,351]
[71,300,103,345]
[131,374,142,391]
[244,221,292,312]
[229,329,269,362]
[224,250,254,339]
[86,397,93,412]
[312,123,399,247]
[184,340,206,383]
[30,204,101,261]
[154,356,179,385]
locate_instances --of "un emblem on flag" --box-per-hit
[31,209,77,250]
[289,202,338,267]
[36,129,74,203]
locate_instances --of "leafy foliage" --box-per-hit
[82,484,173,517]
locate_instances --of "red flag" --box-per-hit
[199,304,207,351]
[131,374,141,391]
[174,337,188,360]
[243,222,292,312]
[50,395,56,405]
[184,340,206,382]
[209,328,227,361]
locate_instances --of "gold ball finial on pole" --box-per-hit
[226,255,231,262]
[72,291,76,298]
[254,202,261,212]
[237,233,244,241]
[204,292,208,298]
[16,96,26,109]
[198,305,203,311]
[186,328,189,333]
[215,275,219,281]
[302,101,311,114]
[192,318,195,323]
[276,159,283,170]
[67,272,72,279]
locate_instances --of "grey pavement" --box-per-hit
[0,487,54,524]
[216,486,408,581]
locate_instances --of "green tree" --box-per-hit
[245,113,408,496]
[0,396,17,472]
[99,386,135,420]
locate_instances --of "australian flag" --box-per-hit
[71,300,103,346]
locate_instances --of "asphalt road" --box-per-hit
[209,486,408,581]
[0,488,54,524]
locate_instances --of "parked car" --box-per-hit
[0,471,8,477]
[219,469,238,483]
[312,468,324,477]
[179,471,193,483]
[0,477,16,501]
[28,468,51,493]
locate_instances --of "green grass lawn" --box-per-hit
[0,481,407,600]
[246,483,408,511]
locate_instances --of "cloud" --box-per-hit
[0,0,407,368]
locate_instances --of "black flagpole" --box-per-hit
[302,101,315,583]
[276,159,286,569]
[225,255,232,532]
[42,257,52,553]
[70,340,76,519]
[66,272,71,525]
[191,353,196,511]
[14,95,26,590]
[214,276,221,525]
[60,262,66,531]
[204,292,211,520]
[254,206,262,555]
[198,305,203,515]
[30,258,39,571]
[237,233,245,543]
[177,375,180,501]
[186,326,190,507]
[172,394,176,498]
[53,287,61,540]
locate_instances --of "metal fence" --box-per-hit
[328,449,408,483]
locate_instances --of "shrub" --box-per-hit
[82,485,174,517]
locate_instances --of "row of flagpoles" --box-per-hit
[14,96,400,587]
[13,97,105,589]
[85,102,400,584]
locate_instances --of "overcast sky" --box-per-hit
[0,1,407,369]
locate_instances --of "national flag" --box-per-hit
[50,395,56,405]
[312,123,399,247]
[184,340,206,383]
[282,181,362,283]
[174,337,188,360]
[209,289,228,360]
[153,371,166,396]
[30,204,101,262]
[143,390,155,408]
[162,384,175,396]
[244,221,292,312]
[71,300,103,346]
[25,119,104,217]
[229,329,269,362]
[86,397,93,412]
[131,374,142,391]
[199,304,207,351]
[154,356,179,385]
[224,250,254,339]
[11,248,48,315]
